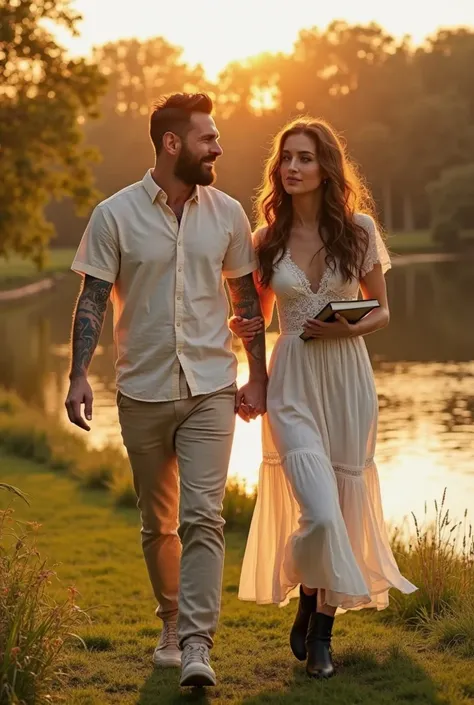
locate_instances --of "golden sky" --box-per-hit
[56,0,474,79]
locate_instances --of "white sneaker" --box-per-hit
[152,620,181,668]
[180,643,216,687]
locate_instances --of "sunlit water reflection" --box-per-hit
[1,257,473,530]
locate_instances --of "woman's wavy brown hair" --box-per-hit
[254,117,379,288]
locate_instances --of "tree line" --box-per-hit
[1,1,474,261]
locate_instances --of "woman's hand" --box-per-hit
[302,313,355,340]
[229,315,264,342]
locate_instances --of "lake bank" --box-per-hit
[0,235,468,298]
[0,257,473,528]
[0,250,75,296]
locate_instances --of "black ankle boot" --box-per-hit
[289,586,317,661]
[306,612,335,679]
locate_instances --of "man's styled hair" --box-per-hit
[150,92,214,155]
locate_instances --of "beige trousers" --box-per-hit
[117,384,236,649]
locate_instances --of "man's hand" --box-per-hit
[235,379,267,422]
[65,376,94,431]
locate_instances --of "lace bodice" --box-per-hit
[270,214,391,335]
[271,251,353,333]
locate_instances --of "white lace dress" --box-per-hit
[238,214,417,610]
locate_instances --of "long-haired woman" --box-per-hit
[231,117,416,678]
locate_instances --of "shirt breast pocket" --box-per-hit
[120,232,174,272]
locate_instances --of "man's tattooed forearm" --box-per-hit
[227,274,267,379]
[70,276,112,379]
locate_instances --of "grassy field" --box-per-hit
[386,229,474,254]
[1,453,474,705]
[386,230,434,253]
[0,250,75,290]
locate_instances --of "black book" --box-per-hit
[300,299,380,341]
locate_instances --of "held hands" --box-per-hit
[235,379,267,423]
[229,315,264,342]
[229,316,267,421]
[302,313,354,340]
[65,376,93,431]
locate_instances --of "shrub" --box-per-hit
[386,489,474,641]
[0,486,88,704]
[223,481,256,532]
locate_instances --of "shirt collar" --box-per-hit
[142,170,200,204]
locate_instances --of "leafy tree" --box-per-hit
[86,37,208,194]
[47,36,209,247]
[43,23,474,248]
[418,29,474,121]
[0,0,106,265]
[351,122,395,229]
[427,162,474,250]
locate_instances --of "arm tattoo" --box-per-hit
[227,273,267,381]
[69,275,113,380]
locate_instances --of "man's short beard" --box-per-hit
[174,144,215,186]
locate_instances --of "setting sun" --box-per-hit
[55,0,474,79]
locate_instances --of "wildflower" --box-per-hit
[68,585,79,604]
[26,521,42,532]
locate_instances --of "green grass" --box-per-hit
[387,229,474,255]
[2,387,474,632]
[1,483,87,704]
[0,249,75,290]
[0,389,256,532]
[1,454,474,704]
[388,230,435,254]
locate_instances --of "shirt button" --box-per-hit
[178,240,182,246]
[178,267,182,272]
[177,322,181,327]
[177,296,181,301]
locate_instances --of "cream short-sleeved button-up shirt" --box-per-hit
[71,170,257,402]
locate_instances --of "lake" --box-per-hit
[1,256,473,531]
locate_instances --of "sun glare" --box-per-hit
[249,85,279,115]
[53,0,474,80]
